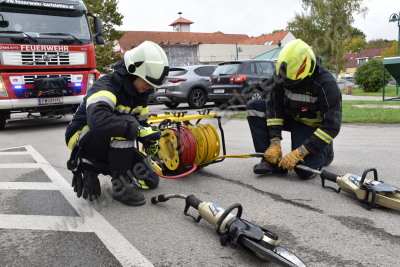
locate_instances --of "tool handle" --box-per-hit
[321,170,338,183]
[186,195,202,210]
[151,194,169,204]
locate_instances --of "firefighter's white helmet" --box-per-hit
[124,41,169,88]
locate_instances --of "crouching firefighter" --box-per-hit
[247,39,342,179]
[65,41,169,206]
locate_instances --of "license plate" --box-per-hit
[38,97,63,105]
[214,89,225,93]
[158,88,166,93]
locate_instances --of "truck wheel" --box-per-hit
[165,102,179,108]
[0,112,6,130]
[188,89,206,109]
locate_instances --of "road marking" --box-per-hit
[0,214,92,232]
[0,145,154,267]
[0,182,56,190]
[0,151,31,155]
[0,163,41,168]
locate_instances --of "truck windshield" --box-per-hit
[0,6,90,40]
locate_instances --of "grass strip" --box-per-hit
[341,86,400,97]
[228,100,400,124]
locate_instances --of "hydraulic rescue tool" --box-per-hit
[151,194,307,267]
[250,153,400,211]
[295,164,400,211]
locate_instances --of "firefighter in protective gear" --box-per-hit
[246,39,340,179]
[66,41,169,206]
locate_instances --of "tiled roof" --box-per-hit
[169,17,194,26]
[238,30,293,45]
[118,31,250,52]
[344,47,386,68]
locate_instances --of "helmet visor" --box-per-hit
[274,61,302,86]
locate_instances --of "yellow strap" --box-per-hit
[67,125,89,150]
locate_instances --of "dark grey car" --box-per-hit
[154,65,217,109]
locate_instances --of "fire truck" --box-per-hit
[0,0,104,129]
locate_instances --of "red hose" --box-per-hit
[155,163,197,179]
[156,126,198,179]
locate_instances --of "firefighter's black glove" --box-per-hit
[142,139,160,155]
[82,172,101,201]
[71,173,83,198]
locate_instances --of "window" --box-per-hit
[259,62,274,75]
[251,63,265,74]
[358,58,367,65]
[264,41,274,45]
[196,66,216,77]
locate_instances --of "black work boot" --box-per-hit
[324,142,334,167]
[253,158,288,175]
[111,175,146,206]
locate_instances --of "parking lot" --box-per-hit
[1,103,399,267]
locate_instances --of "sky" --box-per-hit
[115,0,400,42]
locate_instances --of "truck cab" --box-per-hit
[0,0,103,129]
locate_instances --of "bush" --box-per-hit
[354,58,392,92]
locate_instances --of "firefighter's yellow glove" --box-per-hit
[264,137,282,165]
[279,145,309,171]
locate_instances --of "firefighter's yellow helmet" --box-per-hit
[275,39,316,85]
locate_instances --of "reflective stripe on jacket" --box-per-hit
[266,58,342,155]
[65,60,153,146]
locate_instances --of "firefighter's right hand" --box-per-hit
[82,173,101,201]
[138,125,161,141]
[264,137,282,165]
[71,173,84,198]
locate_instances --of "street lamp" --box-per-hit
[389,12,399,94]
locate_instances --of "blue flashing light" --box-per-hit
[14,85,22,89]
[75,83,82,87]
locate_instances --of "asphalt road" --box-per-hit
[1,102,399,267]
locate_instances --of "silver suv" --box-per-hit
[154,65,217,109]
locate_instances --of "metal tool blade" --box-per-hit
[238,236,307,267]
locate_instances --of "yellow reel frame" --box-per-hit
[147,109,227,176]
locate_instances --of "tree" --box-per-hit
[365,39,392,49]
[344,33,366,53]
[272,29,285,33]
[286,0,368,74]
[351,27,366,38]
[381,40,399,58]
[83,0,124,73]
[354,58,392,92]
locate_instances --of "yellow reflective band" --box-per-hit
[267,118,284,126]
[67,125,89,150]
[87,91,116,106]
[139,180,149,189]
[155,197,158,202]
[116,105,131,112]
[314,129,333,144]
[110,137,127,141]
[140,106,148,115]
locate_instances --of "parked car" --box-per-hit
[154,65,217,108]
[208,59,275,108]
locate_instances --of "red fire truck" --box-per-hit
[0,0,104,129]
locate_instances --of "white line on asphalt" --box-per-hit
[0,152,31,156]
[0,163,41,168]
[25,145,154,267]
[0,145,28,151]
[0,214,93,232]
[0,182,57,190]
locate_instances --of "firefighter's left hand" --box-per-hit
[142,139,160,155]
[279,145,309,171]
